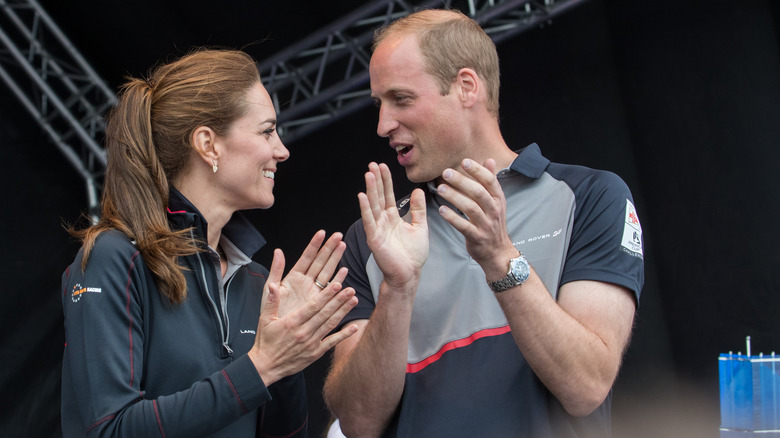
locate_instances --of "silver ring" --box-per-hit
[314,279,328,290]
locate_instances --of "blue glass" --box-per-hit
[719,352,780,435]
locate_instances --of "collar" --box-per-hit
[506,143,550,179]
[166,186,267,259]
[419,141,549,215]
[422,143,550,197]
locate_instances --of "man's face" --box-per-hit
[369,34,469,184]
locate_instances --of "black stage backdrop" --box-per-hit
[2,0,779,436]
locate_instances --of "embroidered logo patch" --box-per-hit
[71,283,102,302]
[621,199,643,258]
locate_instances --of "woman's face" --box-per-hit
[214,82,290,211]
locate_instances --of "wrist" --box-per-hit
[482,248,522,283]
[381,274,420,298]
[486,251,530,293]
[248,348,281,387]
[382,266,422,291]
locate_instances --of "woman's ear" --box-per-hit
[191,126,219,167]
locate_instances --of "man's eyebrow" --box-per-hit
[372,87,415,99]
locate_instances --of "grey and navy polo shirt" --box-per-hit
[338,143,644,438]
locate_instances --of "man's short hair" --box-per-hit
[373,9,501,118]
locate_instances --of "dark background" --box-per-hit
[2,0,779,437]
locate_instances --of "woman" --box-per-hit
[61,49,358,437]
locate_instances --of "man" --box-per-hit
[323,8,643,438]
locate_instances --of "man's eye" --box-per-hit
[263,127,276,136]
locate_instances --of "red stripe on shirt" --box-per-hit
[86,414,116,434]
[406,325,512,374]
[127,251,139,387]
[222,369,249,414]
[153,399,167,438]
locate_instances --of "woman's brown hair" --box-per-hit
[74,48,262,303]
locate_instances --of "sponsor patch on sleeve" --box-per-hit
[72,283,103,302]
[621,199,643,258]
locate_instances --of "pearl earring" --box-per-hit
[212,160,218,173]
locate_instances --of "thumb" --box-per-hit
[262,281,281,321]
[409,188,428,228]
[267,248,286,285]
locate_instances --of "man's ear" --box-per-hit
[191,126,219,167]
[456,67,480,109]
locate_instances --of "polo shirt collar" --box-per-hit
[507,143,550,179]
[423,143,550,197]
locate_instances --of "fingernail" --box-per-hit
[439,205,449,215]
[463,159,472,169]
[443,169,453,179]
[437,185,447,194]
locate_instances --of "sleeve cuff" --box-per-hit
[222,354,272,412]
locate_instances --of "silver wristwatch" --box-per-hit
[487,253,530,293]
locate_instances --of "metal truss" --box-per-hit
[0,0,587,212]
[0,0,115,214]
[261,0,589,144]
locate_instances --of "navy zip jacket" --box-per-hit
[61,188,308,437]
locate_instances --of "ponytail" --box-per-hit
[75,78,198,304]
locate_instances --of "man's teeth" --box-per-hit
[396,145,410,154]
[262,170,275,179]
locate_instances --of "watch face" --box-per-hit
[487,255,530,293]
[510,256,530,283]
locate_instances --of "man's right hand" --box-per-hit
[358,162,428,291]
